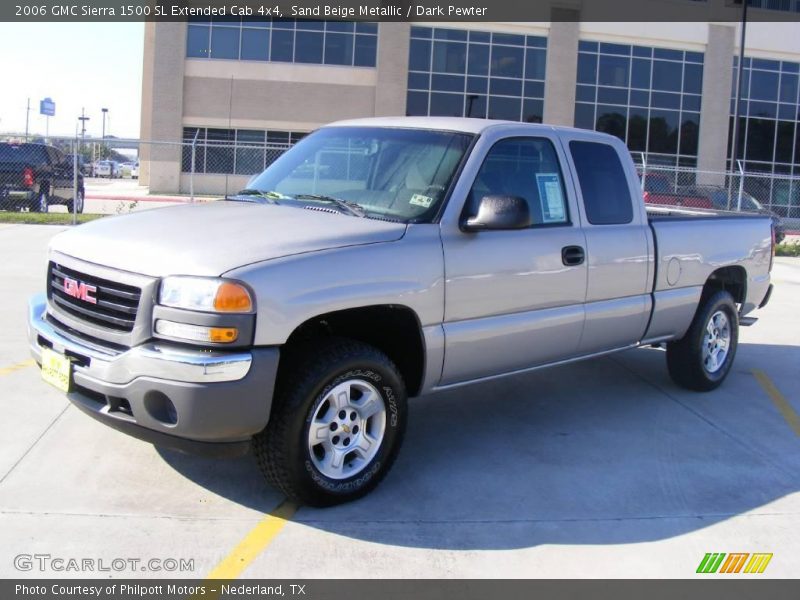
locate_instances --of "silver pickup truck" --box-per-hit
[28,117,774,506]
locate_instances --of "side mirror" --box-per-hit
[462,195,531,232]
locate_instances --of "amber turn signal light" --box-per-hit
[214,282,253,312]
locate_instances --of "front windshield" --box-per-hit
[244,126,474,222]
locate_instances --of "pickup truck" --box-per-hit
[28,118,774,506]
[0,142,85,213]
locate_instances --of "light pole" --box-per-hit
[729,0,748,209]
[78,108,90,141]
[24,98,31,141]
[101,108,108,140]
[78,108,90,161]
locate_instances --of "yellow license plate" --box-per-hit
[41,347,72,393]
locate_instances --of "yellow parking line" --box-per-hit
[0,359,35,377]
[753,369,800,438]
[206,500,297,580]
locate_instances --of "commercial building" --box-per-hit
[139,5,800,213]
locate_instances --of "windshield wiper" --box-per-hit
[294,194,366,218]
[228,189,288,204]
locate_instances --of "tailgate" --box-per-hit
[0,163,27,189]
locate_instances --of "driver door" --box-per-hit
[439,134,588,386]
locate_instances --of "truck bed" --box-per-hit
[647,208,772,316]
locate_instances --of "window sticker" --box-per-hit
[536,173,566,223]
[409,194,433,208]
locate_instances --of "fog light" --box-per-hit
[155,320,238,344]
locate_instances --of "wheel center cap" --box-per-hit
[341,424,351,434]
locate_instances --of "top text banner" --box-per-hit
[4,0,800,22]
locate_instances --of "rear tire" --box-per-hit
[67,189,85,214]
[666,290,739,392]
[254,338,408,507]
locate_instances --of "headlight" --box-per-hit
[159,277,253,313]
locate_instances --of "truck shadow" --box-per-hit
[158,342,800,550]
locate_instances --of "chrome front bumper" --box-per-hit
[28,293,279,453]
[28,293,252,384]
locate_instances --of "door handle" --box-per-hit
[562,245,585,266]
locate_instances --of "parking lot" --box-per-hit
[69,178,197,215]
[0,223,798,579]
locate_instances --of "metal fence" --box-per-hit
[633,152,800,225]
[2,132,799,234]
[0,133,294,214]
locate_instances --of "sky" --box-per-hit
[0,23,144,139]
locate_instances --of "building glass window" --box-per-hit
[743,0,800,13]
[210,25,240,60]
[574,41,704,168]
[187,25,210,58]
[240,28,269,61]
[730,55,800,217]
[182,127,307,175]
[730,56,800,176]
[407,26,547,123]
[324,33,355,65]
[186,18,378,67]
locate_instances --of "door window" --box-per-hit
[469,137,569,226]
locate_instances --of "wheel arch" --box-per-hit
[703,266,747,307]
[281,304,426,397]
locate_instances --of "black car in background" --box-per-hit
[0,142,85,213]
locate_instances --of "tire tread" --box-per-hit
[254,337,406,506]
[666,290,738,392]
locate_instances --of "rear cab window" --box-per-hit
[569,141,634,225]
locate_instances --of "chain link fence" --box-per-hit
[0,132,295,215]
[633,152,800,217]
[2,132,799,236]
[633,152,800,239]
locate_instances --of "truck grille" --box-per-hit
[48,261,141,332]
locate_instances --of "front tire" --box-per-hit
[254,338,407,507]
[666,290,739,392]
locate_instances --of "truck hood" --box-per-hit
[50,201,407,277]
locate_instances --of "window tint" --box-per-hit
[569,141,634,225]
[295,31,323,63]
[187,25,209,58]
[469,138,569,226]
[575,41,705,168]
[210,25,239,59]
[324,33,354,65]
[241,28,269,61]
[407,27,547,122]
[354,35,377,67]
[187,20,377,67]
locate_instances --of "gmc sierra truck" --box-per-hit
[28,118,774,506]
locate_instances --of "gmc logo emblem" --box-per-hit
[63,277,97,304]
